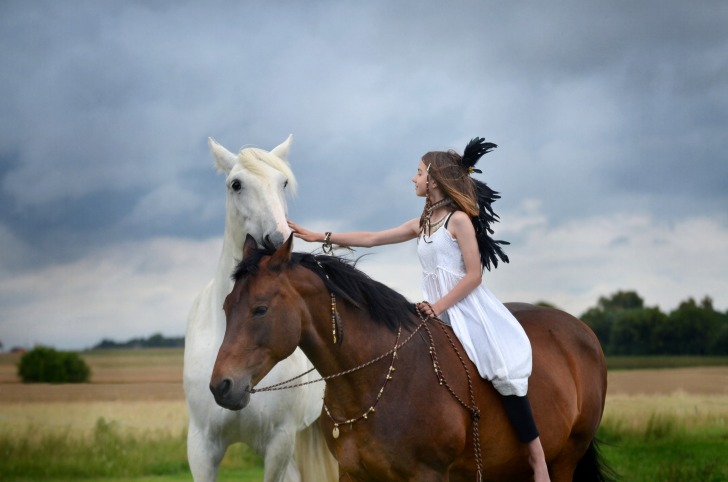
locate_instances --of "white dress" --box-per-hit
[418,224,532,396]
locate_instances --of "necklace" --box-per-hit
[425,198,453,237]
[428,212,450,232]
[427,198,453,216]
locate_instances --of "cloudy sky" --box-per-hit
[1,1,726,350]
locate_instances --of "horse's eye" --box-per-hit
[252,306,268,317]
[231,179,242,192]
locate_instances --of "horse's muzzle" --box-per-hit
[209,376,252,411]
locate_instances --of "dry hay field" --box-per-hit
[603,365,728,434]
[1,349,727,439]
[0,349,187,438]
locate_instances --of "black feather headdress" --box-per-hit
[461,137,497,174]
[461,137,510,271]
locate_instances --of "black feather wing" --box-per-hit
[462,137,497,172]
[473,179,510,271]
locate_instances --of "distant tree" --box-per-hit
[581,290,650,355]
[582,291,644,349]
[148,333,165,347]
[597,290,644,311]
[90,333,184,350]
[709,320,728,355]
[609,307,666,355]
[18,346,91,383]
[653,297,724,355]
[94,338,119,349]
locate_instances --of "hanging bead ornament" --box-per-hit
[331,293,341,344]
[324,326,401,439]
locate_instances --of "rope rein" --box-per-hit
[249,318,429,394]
[249,295,484,481]
[418,302,484,482]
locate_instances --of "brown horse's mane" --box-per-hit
[233,247,418,332]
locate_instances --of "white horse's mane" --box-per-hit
[238,147,298,196]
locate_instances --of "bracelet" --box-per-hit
[323,232,333,254]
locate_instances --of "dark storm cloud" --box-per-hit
[1,1,727,349]
[2,1,725,242]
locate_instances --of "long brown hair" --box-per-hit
[418,139,510,271]
[422,150,478,216]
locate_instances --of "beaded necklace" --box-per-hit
[424,198,454,239]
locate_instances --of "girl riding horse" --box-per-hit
[289,137,550,482]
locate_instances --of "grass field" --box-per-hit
[1,349,727,481]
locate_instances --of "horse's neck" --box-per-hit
[300,299,407,403]
[212,227,243,307]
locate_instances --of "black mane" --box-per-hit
[233,247,418,332]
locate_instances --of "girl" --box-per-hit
[288,138,550,482]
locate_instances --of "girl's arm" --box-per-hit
[426,211,483,317]
[288,218,420,248]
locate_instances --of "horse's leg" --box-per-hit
[187,419,226,482]
[545,437,592,482]
[261,426,300,482]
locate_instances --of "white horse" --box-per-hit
[183,135,337,482]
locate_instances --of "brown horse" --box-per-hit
[211,235,610,482]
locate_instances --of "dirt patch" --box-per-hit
[2,351,726,402]
[0,382,184,403]
[0,350,185,402]
[608,367,728,396]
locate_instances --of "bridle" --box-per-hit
[249,290,485,481]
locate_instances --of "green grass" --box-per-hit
[3,416,727,482]
[606,355,728,370]
[599,420,728,482]
[0,417,263,481]
[2,470,264,482]
[3,352,727,481]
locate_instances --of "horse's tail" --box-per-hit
[572,438,618,482]
[295,417,338,482]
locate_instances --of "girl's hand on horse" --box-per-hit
[417,301,439,319]
[288,221,322,243]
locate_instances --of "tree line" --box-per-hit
[579,291,728,356]
[4,293,726,358]
[91,332,184,350]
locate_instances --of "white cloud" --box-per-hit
[307,207,728,320]
[0,236,222,350]
[492,209,728,315]
[2,209,726,351]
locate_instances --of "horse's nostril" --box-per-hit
[211,378,232,397]
[265,232,284,250]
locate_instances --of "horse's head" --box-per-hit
[209,135,297,250]
[210,234,304,410]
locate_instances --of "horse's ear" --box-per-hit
[269,233,294,268]
[243,234,258,260]
[270,134,293,163]
[209,137,238,174]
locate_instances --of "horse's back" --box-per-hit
[506,302,605,373]
[506,303,608,471]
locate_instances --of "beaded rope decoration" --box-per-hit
[323,231,333,254]
[324,325,402,439]
[315,258,342,345]
[330,293,340,344]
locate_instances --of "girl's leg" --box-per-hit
[526,436,550,482]
[500,394,551,482]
